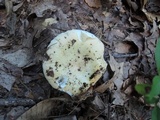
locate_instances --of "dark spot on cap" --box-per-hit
[55,62,58,67]
[84,57,93,62]
[83,55,93,65]
[68,44,71,49]
[71,39,76,46]
[100,67,103,71]
[46,69,54,77]
[55,62,58,71]
[78,49,80,54]
[83,83,88,87]
[78,68,81,71]
[79,83,88,92]
[79,87,83,91]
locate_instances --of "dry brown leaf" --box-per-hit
[13,2,24,12]
[0,38,9,47]
[128,17,143,27]
[5,0,13,15]
[0,58,23,91]
[6,12,17,35]
[146,0,160,14]
[0,70,16,91]
[142,0,148,6]
[2,48,33,68]
[123,85,133,95]
[85,0,101,8]
[54,115,77,120]
[122,78,132,90]
[126,0,138,11]
[112,91,127,105]
[95,54,124,92]
[142,21,159,76]
[95,75,115,93]
[42,18,58,27]
[28,0,56,17]
[142,8,160,23]
[95,54,126,105]
[142,0,160,26]
[0,9,7,27]
[17,98,70,120]
[5,106,26,120]
[114,42,132,54]
[92,95,105,110]
[135,76,151,85]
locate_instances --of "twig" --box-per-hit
[0,98,35,106]
[112,53,138,58]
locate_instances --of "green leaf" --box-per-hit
[155,38,160,75]
[135,84,151,95]
[148,76,160,98]
[152,106,160,120]
[145,96,158,104]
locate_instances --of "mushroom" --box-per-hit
[43,29,107,96]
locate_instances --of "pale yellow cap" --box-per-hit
[43,29,107,96]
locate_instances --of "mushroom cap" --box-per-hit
[43,29,107,96]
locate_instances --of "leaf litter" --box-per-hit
[0,0,160,119]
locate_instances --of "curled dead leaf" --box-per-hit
[5,0,13,15]
[114,41,133,54]
[17,98,70,120]
[126,0,139,11]
[142,0,160,27]
[95,54,127,105]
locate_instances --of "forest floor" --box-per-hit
[0,0,160,120]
